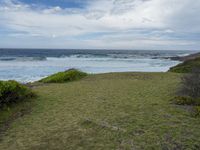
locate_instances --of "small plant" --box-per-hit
[173,96,200,106]
[193,106,200,117]
[173,96,196,105]
[0,80,35,107]
[39,69,87,83]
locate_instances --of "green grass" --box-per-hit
[169,57,200,73]
[0,99,35,133]
[0,72,200,149]
[39,69,87,83]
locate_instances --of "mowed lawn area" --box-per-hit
[0,72,200,150]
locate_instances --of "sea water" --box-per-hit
[0,49,197,83]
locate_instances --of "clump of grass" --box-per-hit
[39,69,87,83]
[193,106,200,117]
[173,96,200,106]
[0,80,35,107]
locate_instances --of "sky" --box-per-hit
[0,0,199,50]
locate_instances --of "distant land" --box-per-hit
[168,51,200,61]
[168,51,200,73]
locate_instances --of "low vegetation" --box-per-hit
[0,80,35,128]
[169,56,200,73]
[194,106,200,117]
[170,55,200,116]
[0,80,35,107]
[0,73,200,149]
[173,68,200,116]
[178,68,200,98]
[172,96,197,105]
[39,69,87,83]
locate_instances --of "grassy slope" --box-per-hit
[169,57,200,73]
[39,69,87,83]
[0,73,200,149]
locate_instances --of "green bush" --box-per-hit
[39,69,87,83]
[0,80,35,107]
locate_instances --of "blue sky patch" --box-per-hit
[18,0,89,9]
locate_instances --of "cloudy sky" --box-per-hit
[0,0,199,50]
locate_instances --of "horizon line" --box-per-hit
[0,48,199,51]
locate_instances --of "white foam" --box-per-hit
[0,55,181,83]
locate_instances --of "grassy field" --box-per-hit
[0,72,200,150]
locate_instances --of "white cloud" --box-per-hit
[0,0,199,49]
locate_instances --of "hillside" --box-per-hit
[169,56,200,73]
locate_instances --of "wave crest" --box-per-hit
[0,56,47,61]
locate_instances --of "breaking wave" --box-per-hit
[0,49,198,83]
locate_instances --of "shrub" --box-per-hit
[39,69,87,83]
[173,96,196,105]
[178,68,200,99]
[173,67,200,117]
[173,96,200,105]
[193,106,200,117]
[0,80,35,107]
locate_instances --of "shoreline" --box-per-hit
[1,50,199,83]
[166,51,200,61]
[3,71,179,84]
[0,49,190,82]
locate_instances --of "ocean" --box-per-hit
[0,49,196,83]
